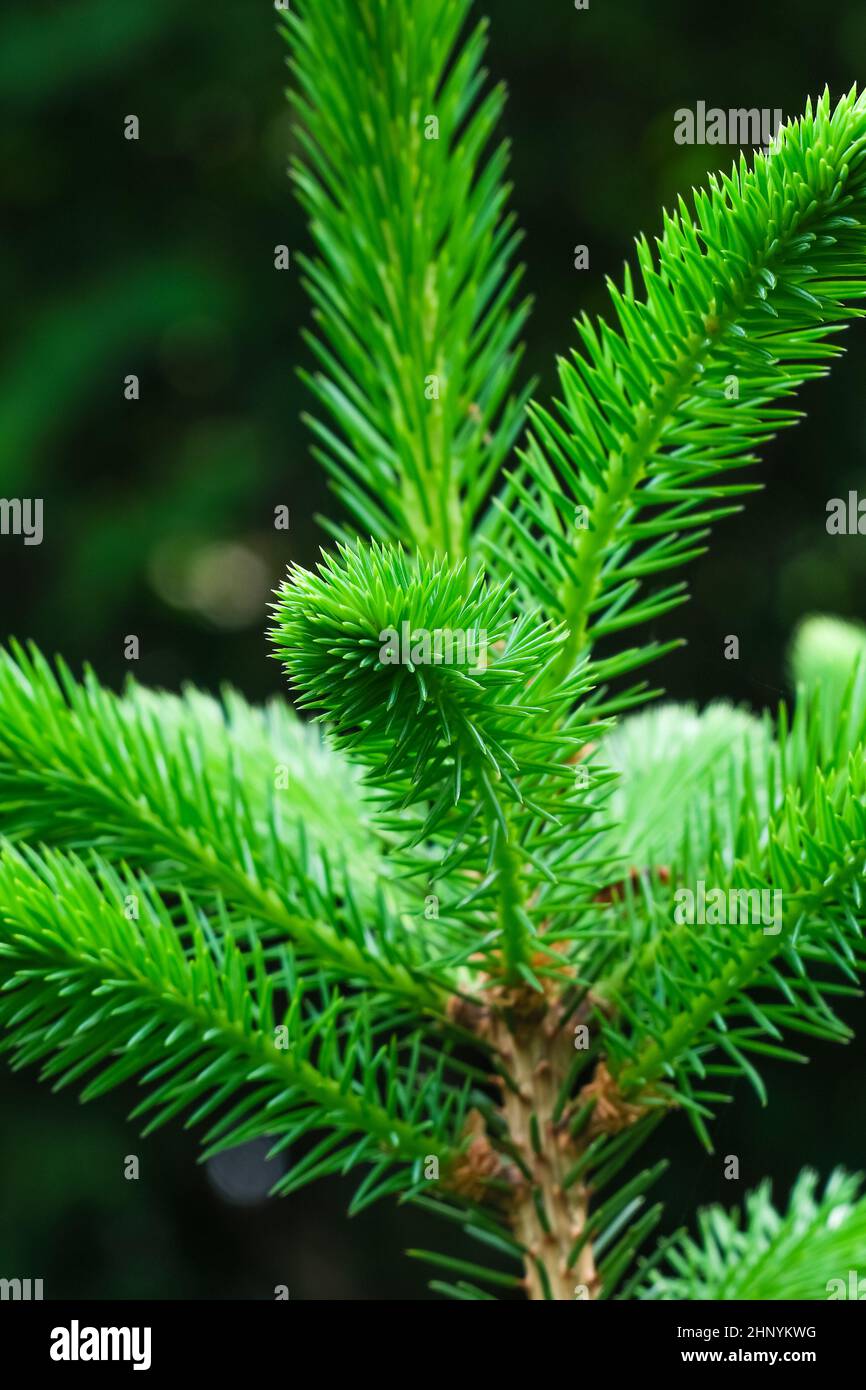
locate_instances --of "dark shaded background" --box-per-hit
[1,0,864,1299]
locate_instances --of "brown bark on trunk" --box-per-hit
[490,1006,598,1300]
[448,981,652,1300]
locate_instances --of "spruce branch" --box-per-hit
[270,541,604,985]
[587,696,866,1145]
[632,1169,866,1301]
[488,87,866,692]
[0,642,442,1005]
[0,845,463,1194]
[283,0,533,558]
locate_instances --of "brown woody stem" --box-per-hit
[447,979,653,1299]
[489,996,598,1302]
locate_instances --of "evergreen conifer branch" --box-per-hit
[0,643,442,1005]
[580,671,866,1143]
[633,1169,866,1301]
[488,88,866,690]
[284,0,533,558]
[270,542,609,986]
[0,845,463,1194]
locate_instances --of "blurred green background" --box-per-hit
[1,0,865,1299]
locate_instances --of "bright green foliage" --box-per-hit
[792,613,866,689]
[597,701,767,865]
[589,671,866,1145]
[2,1,866,1301]
[489,88,866,682]
[634,1170,866,1300]
[0,642,439,1001]
[271,542,605,985]
[0,846,461,1202]
[271,543,584,831]
[285,0,533,560]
